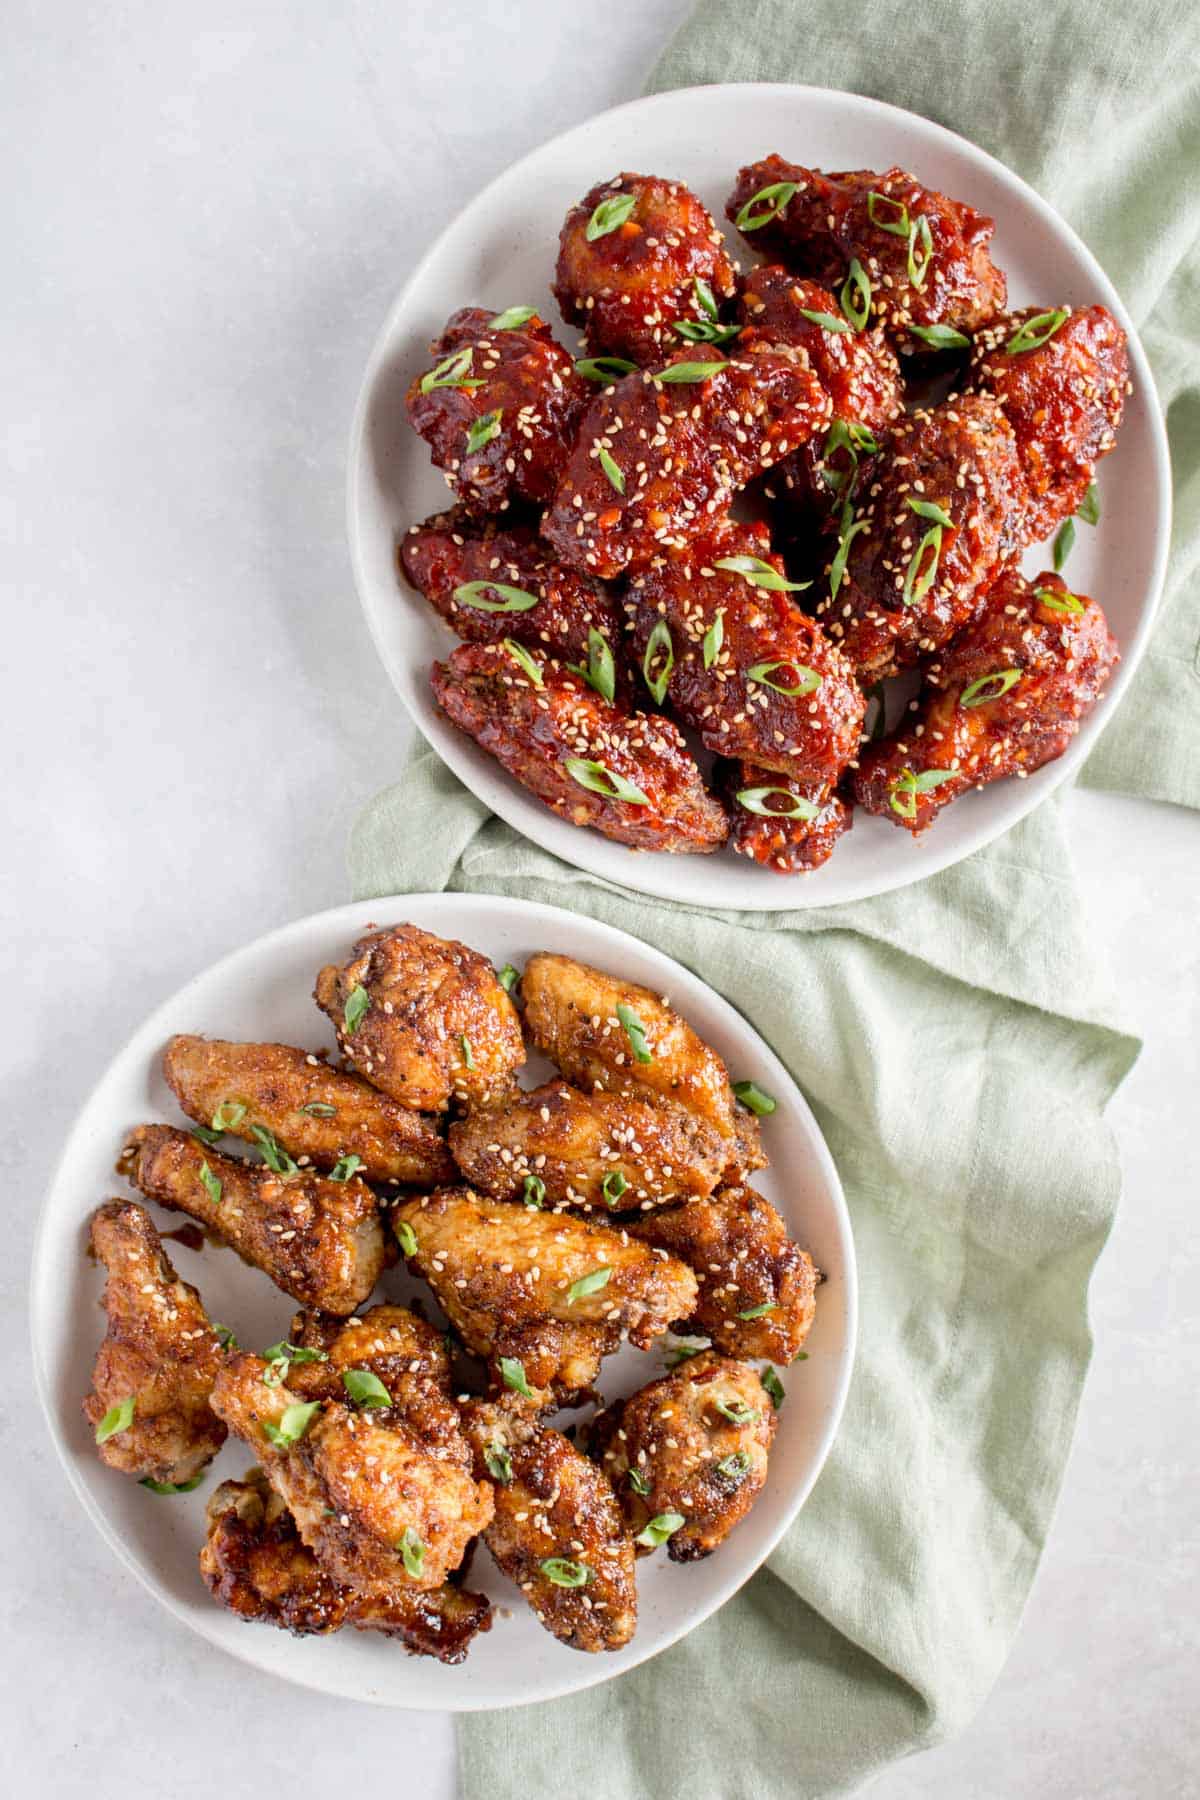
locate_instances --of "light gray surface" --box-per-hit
[2,4,1196,1794]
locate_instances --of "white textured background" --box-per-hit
[3,3,1197,1794]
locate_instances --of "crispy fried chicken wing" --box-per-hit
[448,1078,731,1214]
[853,566,1119,833]
[399,507,623,668]
[624,516,865,784]
[540,342,831,579]
[553,170,736,364]
[717,760,852,875]
[461,1402,637,1652]
[967,304,1129,543]
[314,922,524,1112]
[83,1200,227,1484]
[162,1035,454,1188]
[816,394,1025,680]
[431,642,729,855]
[200,1469,492,1661]
[727,157,1006,348]
[626,1181,818,1363]
[520,952,765,1173]
[592,1351,776,1561]
[123,1125,384,1316]
[210,1352,493,1593]
[405,306,588,513]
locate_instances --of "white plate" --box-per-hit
[348,83,1170,910]
[31,894,855,1709]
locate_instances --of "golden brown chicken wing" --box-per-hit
[626,1181,818,1363]
[717,760,852,875]
[123,1125,385,1316]
[210,1352,493,1594]
[853,566,1120,832]
[461,1401,637,1652]
[540,342,831,579]
[447,1079,730,1214]
[83,1200,227,1486]
[553,170,736,365]
[591,1351,776,1561]
[162,1035,454,1188]
[313,922,524,1113]
[520,952,766,1173]
[200,1469,492,1661]
[277,1304,463,1459]
[431,642,729,855]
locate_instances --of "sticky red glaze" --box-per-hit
[718,760,852,872]
[853,566,1119,832]
[405,307,588,513]
[554,171,737,364]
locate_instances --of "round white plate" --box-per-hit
[31,894,855,1709]
[348,83,1170,911]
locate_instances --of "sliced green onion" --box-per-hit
[328,1153,365,1182]
[191,1124,222,1146]
[521,1173,546,1209]
[735,786,819,822]
[960,668,1022,708]
[1036,586,1087,615]
[745,659,823,696]
[601,1171,628,1206]
[628,1468,651,1496]
[797,306,850,333]
[906,213,933,289]
[830,513,869,600]
[564,759,651,807]
[419,347,483,394]
[250,1125,298,1177]
[566,1266,612,1303]
[140,1474,204,1494]
[485,1444,513,1484]
[840,257,871,330]
[821,418,877,497]
[657,360,725,383]
[496,963,520,994]
[641,618,674,704]
[502,637,543,687]
[459,1034,475,1070]
[714,1397,759,1425]
[907,496,953,527]
[540,1557,590,1587]
[715,1451,752,1482]
[761,1366,786,1409]
[488,305,536,331]
[735,180,798,231]
[396,1219,419,1257]
[213,1324,238,1350]
[567,627,617,704]
[616,1001,652,1063]
[597,445,625,494]
[343,983,371,1034]
[713,554,809,593]
[733,1080,777,1115]
[300,1101,337,1118]
[342,1368,392,1409]
[1005,309,1069,355]
[451,580,539,614]
[1053,517,1076,571]
[261,1342,327,1368]
[1077,482,1101,527]
[499,1357,533,1398]
[262,1400,320,1449]
[586,192,636,241]
[636,1511,684,1548]
[888,767,958,820]
[737,1301,778,1320]
[198,1160,222,1206]
[868,190,911,236]
[908,322,970,351]
[398,1527,425,1578]
[575,355,637,382]
[665,1337,710,1367]
[673,318,741,346]
[694,276,719,321]
[702,609,724,669]
[902,525,944,608]
[465,409,502,455]
[211,1101,247,1132]
[95,1395,135,1444]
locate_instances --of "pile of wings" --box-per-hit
[401,157,1129,870]
[84,923,818,1660]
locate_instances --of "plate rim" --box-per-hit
[30,891,857,1709]
[346,80,1172,912]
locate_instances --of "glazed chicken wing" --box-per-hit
[399,507,623,668]
[210,1352,493,1593]
[520,952,766,1173]
[727,157,1006,349]
[448,1078,731,1214]
[123,1125,384,1316]
[83,1200,227,1485]
[967,303,1129,542]
[717,760,852,875]
[553,170,736,364]
[405,306,588,513]
[816,393,1025,680]
[853,566,1119,833]
[281,1304,458,1435]
[201,1469,492,1661]
[162,1035,454,1188]
[624,515,865,785]
[592,1351,776,1561]
[431,642,729,855]
[461,1401,637,1652]
[540,342,831,579]
[626,1181,818,1363]
[314,922,524,1113]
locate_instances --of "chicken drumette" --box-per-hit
[553,170,737,365]
[624,515,865,785]
[201,1469,492,1662]
[399,507,623,669]
[162,1035,454,1188]
[122,1125,385,1315]
[431,642,729,855]
[853,565,1119,832]
[540,342,831,579]
[592,1351,777,1562]
[314,922,524,1113]
[83,1200,228,1486]
[405,306,588,513]
[727,157,1006,349]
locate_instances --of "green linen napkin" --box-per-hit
[350,9,1197,1792]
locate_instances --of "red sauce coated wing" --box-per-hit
[718,761,852,873]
